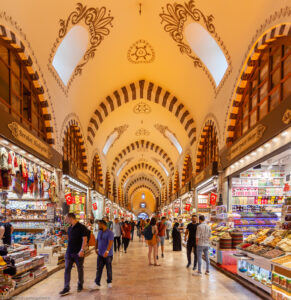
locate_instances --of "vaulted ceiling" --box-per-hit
[2,0,288,212]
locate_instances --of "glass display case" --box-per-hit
[237,259,272,293]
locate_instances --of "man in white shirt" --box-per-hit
[112,218,122,252]
[165,218,172,240]
[194,215,211,276]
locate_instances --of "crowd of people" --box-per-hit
[59,212,211,296]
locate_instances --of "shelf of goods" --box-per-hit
[233,228,291,297]
[0,235,67,298]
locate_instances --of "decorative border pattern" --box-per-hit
[173,170,180,193]
[91,152,103,187]
[62,119,88,172]
[105,169,111,193]
[111,140,174,176]
[160,0,232,94]
[125,176,160,197]
[48,3,113,95]
[120,163,165,185]
[127,39,155,64]
[223,9,291,143]
[195,119,218,173]
[129,185,159,200]
[0,22,55,145]
[87,79,196,146]
[181,154,192,185]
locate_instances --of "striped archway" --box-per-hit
[0,25,55,144]
[226,23,291,144]
[129,185,159,200]
[196,119,218,174]
[87,79,196,146]
[105,170,111,194]
[181,154,193,186]
[63,120,88,172]
[111,140,174,175]
[120,162,165,185]
[125,176,160,198]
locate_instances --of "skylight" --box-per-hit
[185,23,228,86]
[103,131,118,155]
[52,25,89,85]
[158,161,169,177]
[165,129,182,154]
[117,160,128,176]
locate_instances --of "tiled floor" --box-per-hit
[17,237,261,300]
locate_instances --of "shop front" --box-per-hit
[194,162,220,221]
[62,161,91,223]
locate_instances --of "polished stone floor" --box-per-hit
[18,236,261,300]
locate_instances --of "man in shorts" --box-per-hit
[157,216,167,259]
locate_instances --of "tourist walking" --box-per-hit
[130,218,135,240]
[105,216,113,230]
[59,213,88,296]
[139,219,145,242]
[112,218,122,252]
[121,221,131,253]
[165,218,171,240]
[157,216,167,258]
[144,217,160,266]
[92,219,114,289]
[185,214,199,270]
[194,215,211,276]
[172,222,182,251]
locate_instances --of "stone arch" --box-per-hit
[120,163,165,185]
[125,176,160,197]
[225,22,291,143]
[0,22,56,145]
[87,79,196,146]
[111,140,174,175]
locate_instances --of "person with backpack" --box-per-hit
[157,216,167,259]
[59,213,88,296]
[144,217,160,266]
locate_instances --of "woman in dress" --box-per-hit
[147,217,160,266]
[172,222,182,251]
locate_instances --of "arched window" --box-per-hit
[196,124,218,174]
[91,154,103,186]
[0,40,47,140]
[233,36,291,142]
[63,125,86,171]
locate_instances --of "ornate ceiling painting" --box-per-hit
[160,0,232,93]
[48,3,114,94]
[127,40,155,64]
[3,0,285,213]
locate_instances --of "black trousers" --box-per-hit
[64,252,84,289]
[187,243,197,268]
[95,255,113,284]
[123,238,130,252]
[114,236,121,252]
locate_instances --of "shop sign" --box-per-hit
[195,170,206,185]
[8,122,52,159]
[174,207,179,213]
[210,193,217,206]
[228,124,266,161]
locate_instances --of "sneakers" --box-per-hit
[205,271,210,275]
[59,288,70,296]
[77,284,83,292]
[161,253,164,258]
[90,283,101,290]
[192,272,202,276]
[108,283,112,288]
[186,263,191,268]
[193,266,197,271]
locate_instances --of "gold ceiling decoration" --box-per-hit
[160,0,231,92]
[135,128,150,136]
[127,40,155,64]
[133,101,152,114]
[48,3,114,94]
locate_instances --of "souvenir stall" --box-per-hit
[216,96,291,297]
[104,198,113,219]
[91,189,104,220]
[62,161,91,223]
[0,112,68,298]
